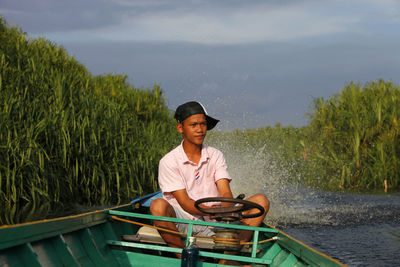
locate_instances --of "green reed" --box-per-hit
[0,17,179,225]
[300,80,400,190]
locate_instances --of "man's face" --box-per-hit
[177,113,207,146]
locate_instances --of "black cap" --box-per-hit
[174,101,219,130]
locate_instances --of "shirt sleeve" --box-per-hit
[213,150,231,182]
[158,157,186,193]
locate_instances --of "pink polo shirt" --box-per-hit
[158,143,231,220]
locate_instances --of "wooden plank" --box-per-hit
[102,222,118,240]
[263,242,282,260]
[271,250,289,267]
[80,228,107,266]
[90,224,120,266]
[280,253,298,266]
[0,203,134,251]
[51,235,80,267]
[107,240,182,254]
[0,243,42,267]
[111,249,179,267]
[63,230,95,266]
[108,240,271,265]
[276,230,346,267]
[199,250,271,265]
[0,211,109,250]
[18,243,42,267]
[251,230,260,258]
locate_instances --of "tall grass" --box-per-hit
[302,80,400,190]
[0,17,179,225]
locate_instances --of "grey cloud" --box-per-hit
[0,0,320,35]
[59,32,400,129]
[1,0,129,33]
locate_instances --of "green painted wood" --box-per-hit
[113,249,273,267]
[108,240,271,265]
[251,230,260,258]
[29,241,61,267]
[293,260,308,267]
[0,249,24,267]
[111,249,180,267]
[0,245,39,267]
[108,240,182,254]
[80,228,107,266]
[19,243,42,267]
[263,242,282,260]
[109,210,279,233]
[109,220,124,238]
[90,225,120,266]
[30,235,79,267]
[199,250,271,265]
[63,230,95,266]
[277,232,345,267]
[0,211,109,250]
[113,249,258,267]
[271,250,290,267]
[120,217,136,235]
[280,253,298,267]
[50,235,80,267]
[102,221,119,240]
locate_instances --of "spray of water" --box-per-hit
[208,134,303,226]
[208,134,400,228]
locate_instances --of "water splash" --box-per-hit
[208,135,400,228]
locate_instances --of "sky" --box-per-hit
[1,0,400,130]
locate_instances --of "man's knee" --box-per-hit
[250,193,270,213]
[150,198,167,215]
[150,198,175,217]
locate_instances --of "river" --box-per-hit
[223,143,400,266]
[274,187,400,266]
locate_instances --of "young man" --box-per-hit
[150,101,269,258]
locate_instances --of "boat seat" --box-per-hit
[122,226,256,253]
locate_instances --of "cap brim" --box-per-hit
[206,115,219,130]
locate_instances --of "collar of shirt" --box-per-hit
[178,141,210,166]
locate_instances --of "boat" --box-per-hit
[0,191,346,266]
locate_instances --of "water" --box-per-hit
[273,188,400,267]
[217,140,400,267]
[283,222,400,266]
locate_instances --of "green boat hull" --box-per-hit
[0,192,346,266]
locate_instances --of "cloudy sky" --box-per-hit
[2,0,400,130]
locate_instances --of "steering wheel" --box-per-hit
[194,197,265,221]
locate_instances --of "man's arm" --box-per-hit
[215,178,234,207]
[171,189,209,216]
[172,178,234,215]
